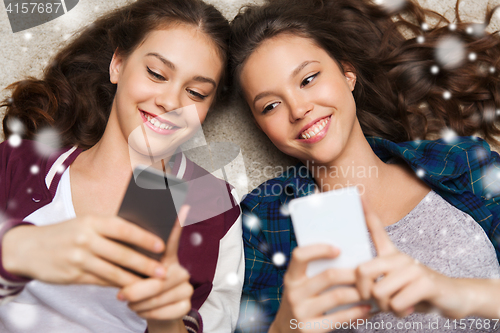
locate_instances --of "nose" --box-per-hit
[155,85,182,114]
[288,93,313,123]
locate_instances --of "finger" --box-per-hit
[302,268,356,298]
[137,299,191,320]
[306,286,362,318]
[371,264,419,312]
[287,244,340,280]
[360,195,396,256]
[355,253,407,301]
[90,235,166,278]
[120,264,190,302]
[163,205,190,261]
[390,278,431,316]
[129,282,193,312]
[316,304,372,332]
[79,255,142,287]
[93,216,165,254]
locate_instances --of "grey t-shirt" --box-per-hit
[345,190,500,333]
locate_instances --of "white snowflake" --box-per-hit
[443,91,452,100]
[466,26,474,34]
[421,22,429,31]
[448,23,457,31]
[416,36,425,44]
[374,0,407,12]
[23,32,32,40]
[435,36,465,69]
[490,66,496,74]
[418,229,423,235]
[468,52,477,61]
[441,228,447,236]
[441,128,458,143]
[30,165,40,175]
[190,232,202,246]
[243,214,260,231]
[430,65,439,74]
[272,252,286,266]
[416,169,425,178]
[8,134,21,148]
[34,128,61,157]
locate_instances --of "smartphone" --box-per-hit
[289,186,375,313]
[118,165,188,262]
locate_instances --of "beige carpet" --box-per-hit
[1,0,499,197]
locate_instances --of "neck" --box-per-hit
[305,121,391,200]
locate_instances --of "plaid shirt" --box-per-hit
[236,136,500,333]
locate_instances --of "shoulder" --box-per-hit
[241,164,315,213]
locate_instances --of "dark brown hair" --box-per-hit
[2,0,230,149]
[230,0,500,144]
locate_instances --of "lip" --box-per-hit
[139,109,181,135]
[296,115,332,143]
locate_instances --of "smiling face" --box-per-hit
[109,24,223,159]
[240,34,362,166]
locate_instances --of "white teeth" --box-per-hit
[300,117,330,139]
[143,111,176,130]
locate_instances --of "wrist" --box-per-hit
[2,224,34,280]
[147,318,187,333]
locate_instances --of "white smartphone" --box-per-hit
[289,186,375,313]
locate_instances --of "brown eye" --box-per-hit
[300,72,319,88]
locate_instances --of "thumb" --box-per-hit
[360,195,396,256]
[163,205,190,262]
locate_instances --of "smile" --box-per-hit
[140,110,180,134]
[299,116,330,140]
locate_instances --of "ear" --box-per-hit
[109,50,124,84]
[341,62,357,92]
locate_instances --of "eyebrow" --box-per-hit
[252,60,319,106]
[146,52,217,89]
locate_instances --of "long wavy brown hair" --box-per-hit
[230,0,500,145]
[1,0,230,150]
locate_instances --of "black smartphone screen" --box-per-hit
[118,165,188,263]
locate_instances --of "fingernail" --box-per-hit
[117,292,126,301]
[155,266,166,278]
[153,241,164,252]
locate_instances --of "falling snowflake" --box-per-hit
[374,0,407,13]
[401,237,407,243]
[421,22,429,31]
[468,52,477,61]
[441,228,447,236]
[466,23,486,37]
[243,214,260,231]
[490,66,496,74]
[475,234,481,241]
[34,127,61,157]
[416,169,425,178]
[442,91,452,100]
[430,65,439,74]
[448,23,457,31]
[435,36,465,69]
[416,36,425,44]
[481,164,500,197]
[279,203,290,216]
[272,252,286,266]
[441,128,458,143]
[30,165,40,174]
[27,188,32,194]
[23,32,32,40]
[8,134,21,148]
[418,229,423,235]
[225,272,240,286]
[190,232,202,246]
[57,164,65,174]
